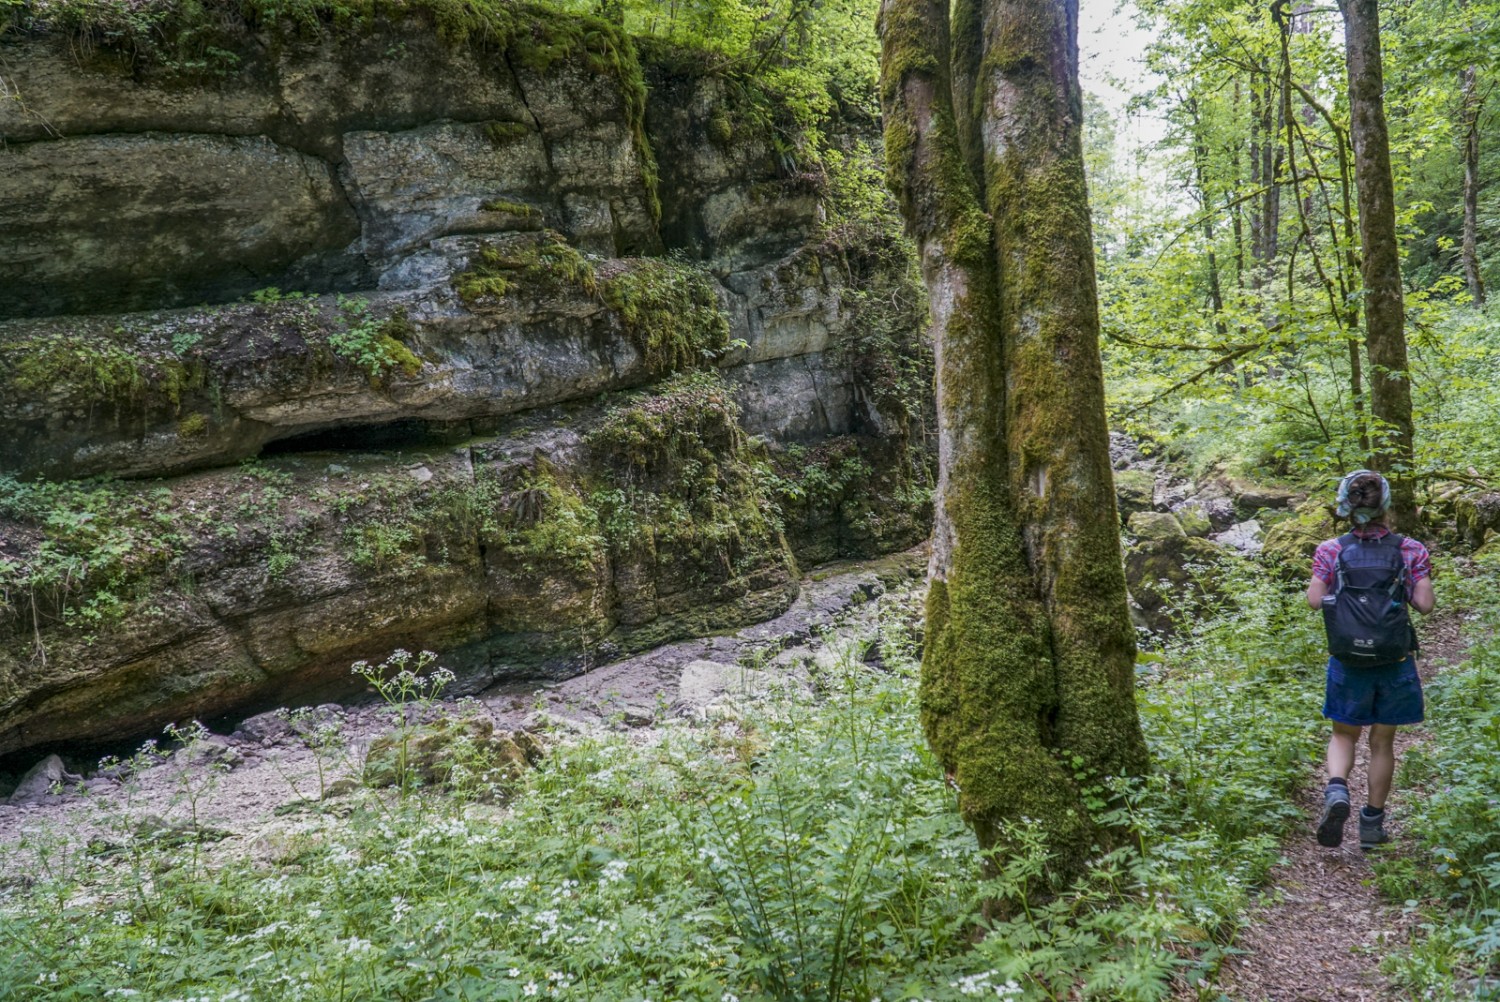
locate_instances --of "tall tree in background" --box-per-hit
[1460,57,1488,305]
[1338,0,1417,530]
[878,0,1148,879]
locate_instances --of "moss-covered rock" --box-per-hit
[1174,504,1212,538]
[1127,510,1186,543]
[363,715,542,795]
[1261,499,1336,575]
[1456,491,1500,549]
[1230,480,1301,518]
[1473,532,1500,565]
[1114,468,1155,523]
[1125,535,1225,633]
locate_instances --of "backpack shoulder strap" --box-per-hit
[1333,533,1356,592]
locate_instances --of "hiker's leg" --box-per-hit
[1327,721,1361,781]
[1366,724,1398,809]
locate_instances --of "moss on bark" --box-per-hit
[880,0,1146,882]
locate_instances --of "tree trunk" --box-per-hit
[879,0,1147,882]
[981,0,1148,785]
[1339,0,1416,531]
[1461,64,1487,305]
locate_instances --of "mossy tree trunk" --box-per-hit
[878,0,1147,882]
[1338,0,1417,532]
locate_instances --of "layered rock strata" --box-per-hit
[0,9,933,755]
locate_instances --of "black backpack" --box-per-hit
[1321,532,1418,666]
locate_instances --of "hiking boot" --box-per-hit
[1359,807,1391,850]
[1316,783,1351,847]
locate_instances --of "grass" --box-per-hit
[0,560,1353,1002]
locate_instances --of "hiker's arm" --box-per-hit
[1411,577,1435,615]
[1306,576,1328,612]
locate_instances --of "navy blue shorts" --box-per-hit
[1323,655,1424,726]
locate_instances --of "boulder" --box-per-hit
[1173,504,1213,538]
[362,715,540,795]
[1212,519,1265,556]
[1231,479,1301,518]
[1128,511,1187,543]
[1456,492,1500,549]
[1114,469,1157,522]
[1125,535,1225,633]
[6,754,80,805]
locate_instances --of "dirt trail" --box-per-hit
[1211,613,1467,1002]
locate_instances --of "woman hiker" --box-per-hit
[1305,470,1435,850]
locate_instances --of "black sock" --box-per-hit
[1362,805,1385,818]
[1328,777,1348,788]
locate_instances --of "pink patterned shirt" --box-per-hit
[1311,525,1432,600]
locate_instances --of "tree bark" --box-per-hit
[879,0,1147,882]
[1338,0,1416,531]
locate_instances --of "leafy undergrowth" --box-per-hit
[0,569,1330,1002]
[1373,562,1500,999]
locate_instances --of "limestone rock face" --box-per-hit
[1,133,362,320]
[0,11,933,757]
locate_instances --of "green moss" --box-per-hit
[454,232,597,306]
[327,300,422,382]
[920,478,1095,879]
[1261,499,1336,574]
[586,371,784,564]
[478,198,540,218]
[485,459,605,575]
[482,121,532,145]
[177,413,209,438]
[3,335,145,400]
[0,331,204,410]
[0,475,186,637]
[599,259,729,373]
[706,108,733,147]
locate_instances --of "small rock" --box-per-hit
[1199,496,1238,531]
[1456,491,1500,548]
[321,778,360,800]
[6,754,81,806]
[232,710,294,745]
[326,463,351,476]
[408,465,434,483]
